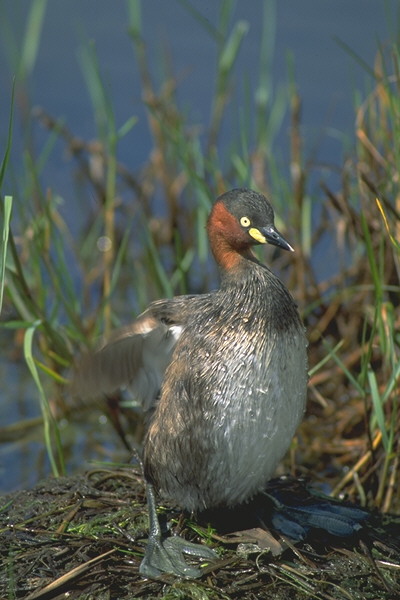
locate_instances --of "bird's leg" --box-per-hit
[139,483,217,579]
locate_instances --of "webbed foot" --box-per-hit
[140,533,217,578]
[140,483,217,579]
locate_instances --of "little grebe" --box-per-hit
[76,188,308,577]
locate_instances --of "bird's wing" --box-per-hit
[72,298,190,411]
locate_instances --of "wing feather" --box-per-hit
[73,311,182,411]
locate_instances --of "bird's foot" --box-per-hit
[140,534,217,579]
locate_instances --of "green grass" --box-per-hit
[0,0,399,513]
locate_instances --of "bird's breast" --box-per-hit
[144,276,308,512]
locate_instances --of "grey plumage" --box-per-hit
[73,188,308,578]
[144,262,307,511]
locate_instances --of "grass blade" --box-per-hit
[368,367,389,451]
[18,0,48,78]
[23,322,65,477]
[0,196,12,316]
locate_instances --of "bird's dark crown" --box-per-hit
[216,188,275,228]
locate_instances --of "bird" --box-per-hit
[74,188,309,578]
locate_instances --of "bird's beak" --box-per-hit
[249,225,294,252]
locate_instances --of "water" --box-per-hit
[0,0,396,492]
[1,1,394,193]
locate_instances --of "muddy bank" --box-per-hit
[1,468,400,599]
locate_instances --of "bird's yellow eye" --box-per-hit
[240,216,251,227]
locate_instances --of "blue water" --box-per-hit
[1,1,394,198]
[0,0,396,491]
